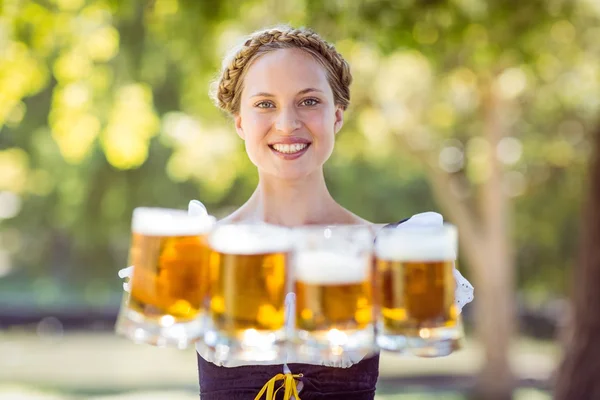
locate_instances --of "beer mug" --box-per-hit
[203,224,293,363]
[115,207,216,348]
[292,225,376,363]
[374,224,461,357]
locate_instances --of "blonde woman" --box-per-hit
[121,26,473,399]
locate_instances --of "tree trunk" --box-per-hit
[425,88,515,399]
[395,82,517,398]
[553,126,600,399]
[473,89,516,400]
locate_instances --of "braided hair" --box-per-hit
[211,26,352,115]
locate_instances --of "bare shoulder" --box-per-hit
[340,208,396,233]
[349,216,388,234]
[338,208,373,226]
[217,207,247,224]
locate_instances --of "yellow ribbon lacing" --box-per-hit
[254,373,303,400]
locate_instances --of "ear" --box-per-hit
[234,114,245,140]
[333,107,344,134]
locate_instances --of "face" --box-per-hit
[235,48,344,180]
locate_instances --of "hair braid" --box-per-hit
[212,26,352,115]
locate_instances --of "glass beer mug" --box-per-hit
[374,224,461,357]
[116,207,216,348]
[203,223,293,363]
[292,225,376,363]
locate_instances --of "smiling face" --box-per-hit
[235,48,344,180]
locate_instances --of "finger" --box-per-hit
[123,282,131,293]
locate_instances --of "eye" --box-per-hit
[255,101,275,109]
[300,98,320,107]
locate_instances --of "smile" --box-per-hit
[268,142,311,160]
[270,143,309,154]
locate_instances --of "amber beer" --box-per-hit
[378,259,456,332]
[295,251,373,332]
[375,224,460,356]
[204,224,292,362]
[209,249,288,332]
[116,208,215,348]
[293,226,375,362]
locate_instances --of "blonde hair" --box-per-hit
[211,25,352,115]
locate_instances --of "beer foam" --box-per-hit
[375,225,457,262]
[295,251,368,285]
[132,207,216,236]
[209,224,293,255]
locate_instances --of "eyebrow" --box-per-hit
[249,88,323,98]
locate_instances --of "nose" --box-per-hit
[275,105,301,134]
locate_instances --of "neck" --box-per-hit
[246,170,339,226]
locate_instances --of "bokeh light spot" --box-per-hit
[0,191,22,219]
[496,137,523,165]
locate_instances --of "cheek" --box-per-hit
[242,114,272,142]
[306,110,336,142]
[240,114,272,163]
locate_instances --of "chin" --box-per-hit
[252,149,329,180]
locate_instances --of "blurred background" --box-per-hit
[1,0,599,399]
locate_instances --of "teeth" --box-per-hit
[272,143,308,154]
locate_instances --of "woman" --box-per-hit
[198,26,381,400]
[121,26,473,399]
